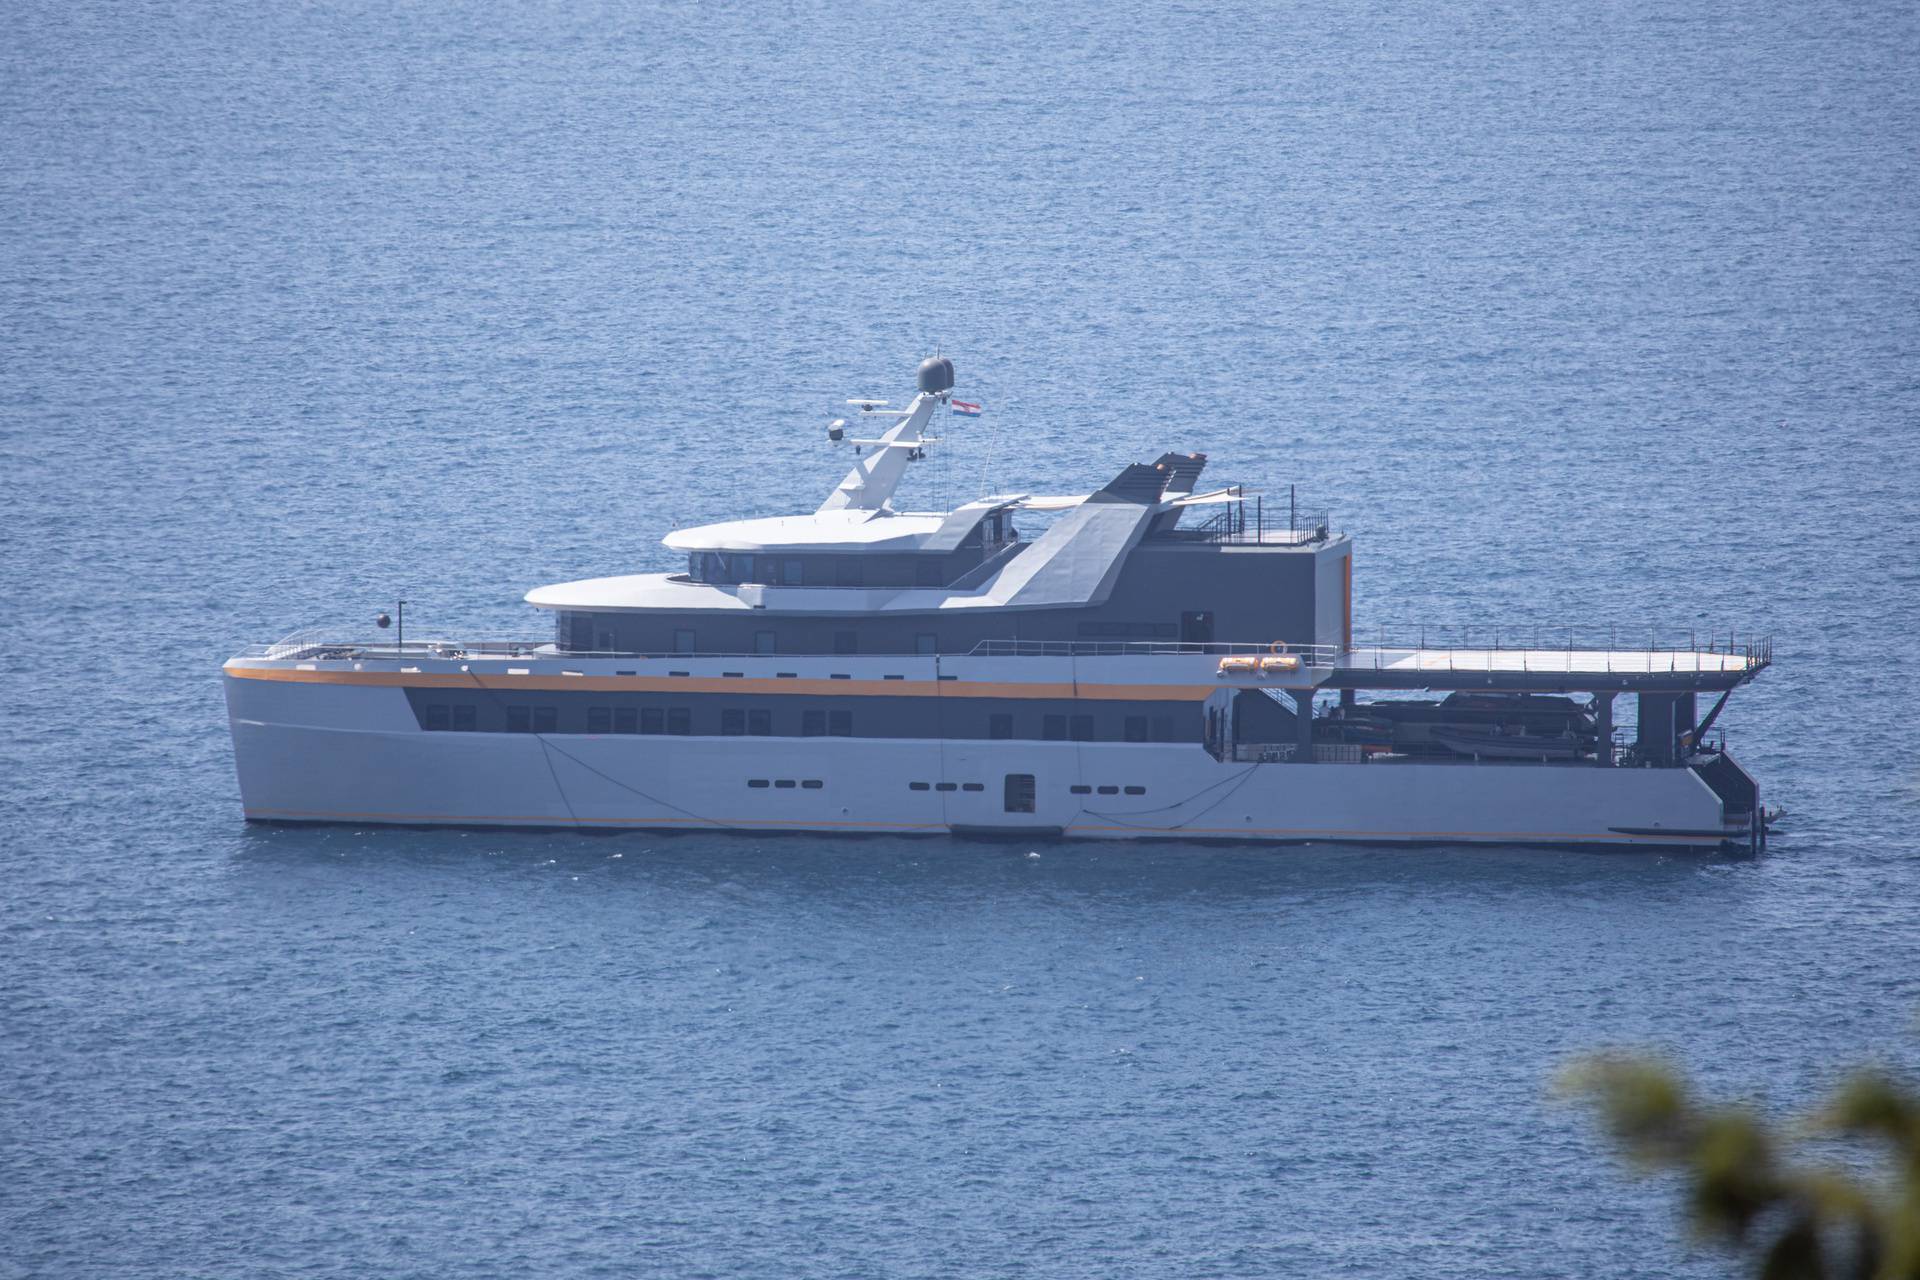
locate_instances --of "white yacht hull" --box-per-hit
[226,677,1739,850]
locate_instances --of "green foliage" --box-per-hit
[1560,1055,1920,1280]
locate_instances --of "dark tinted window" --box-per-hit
[667,708,691,735]
[1071,715,1094,742]
[828,710,853,737]
[640,707,663,734]
[909,782,931,791]
[1004,774,1036,813]
[802,710,826,737]
[533,707,557,733]
[507,706,531,733]
[1070,785,1092,795]
[673,629,696,653]
[748,710,772,736]
[587,706,611,734]
[915,561,944,587]
[800,779,824,789]
[1043,715,1067,741]
[774,779,796,789]
[833,631,857,654]
[1124,785,1146,796]
[747,778,770,788]
[1097,785,1119,795]
[452,705,476,731]
[1152,715,1175,742]
[615,707,638,734]
[916,633,937,654]
[935,782,957,792]
[1124,716,1148,743]
[424,705,450,731]
[721,709,745,736]
[961,782,984,792]
[989,714,1014,740]
[754,630,775,654]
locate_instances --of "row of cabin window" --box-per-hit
[688,552,949,589]
[423,705,1176,741]
[667,630,935,656]
[1070,784,1149,796]
[745,779,825,789]
[1014,714,1179,743]
[907,782,988,792]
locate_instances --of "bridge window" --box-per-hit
[754,631,776,655]
[916,633,937,654]
[834,631,858,654]
[673,629,696,654]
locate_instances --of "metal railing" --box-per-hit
[968,639,1345,664]
[237,632,1770,675]
[1339,627,1772,676]
[1154,496,1330,545]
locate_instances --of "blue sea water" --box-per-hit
[4,1,1919,1275]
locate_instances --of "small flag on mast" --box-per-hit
[950,399,982,417]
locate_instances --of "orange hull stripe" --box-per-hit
[224,665,1219,701]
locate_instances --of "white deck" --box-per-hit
[1340,646,1761,677]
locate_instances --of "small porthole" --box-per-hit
[961,782,984,792]
[801,780,823,790]
[1124,785,1146,796]
[935,782,958,792]
[1070,785,1092,795]
[1097,785,1119,795]
[747,779,770,789]
[774,779,797,789]
[909,781,931,791]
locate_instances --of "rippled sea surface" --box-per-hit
[4,2,1918,1276]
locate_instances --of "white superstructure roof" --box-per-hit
[663,509,948,554]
